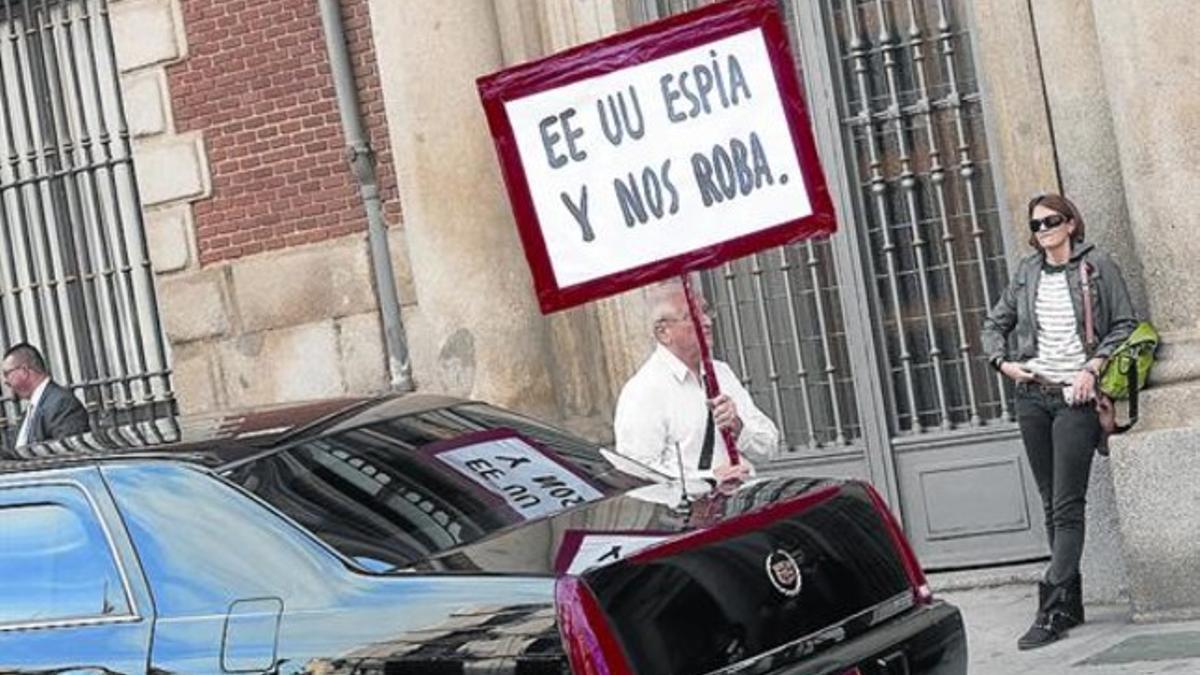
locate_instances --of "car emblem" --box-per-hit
[765,549,802,597]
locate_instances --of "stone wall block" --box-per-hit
[169,342,222,415]
[231,239,378,334]
[158,268,230,343]
[123,70,169,138]
[145,206,192,273]
[1110,426,1200,621]
[337,313,388,395]
[133,133,209,207]
[1081,460,1129,603]
[386,228,417,306]
[218,321,346,408]
[111,0,183,72]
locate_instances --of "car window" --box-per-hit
[0,487,132,627]
[225,404,644,571]
[102,463,345,616]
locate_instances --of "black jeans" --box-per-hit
[1015,383,1101,585]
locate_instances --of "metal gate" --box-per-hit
[633,0,1048,567]
[0,0,173,449]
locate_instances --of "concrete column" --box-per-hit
[367,2,557,418]
[490,0,650,440]
[1089,0,1200,621]
[968,0,1058,262]
[1028,0,1146,312]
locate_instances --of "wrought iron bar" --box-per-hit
[748,253,785,428]
[77,0,140,417]
[778,246,819,449]
[874,0,949,429]
[840,92,982,126]
[843,0,919,432]
[721,261,751,383]
[904,0,980,426]
[36,0,107,408]
[0,0,174,441]
[935,0,1008,419]
[94,0,175,416]
[804,239,846,445]
[58,0,134,412]
[0,10,31,349]
[9,0,68,372]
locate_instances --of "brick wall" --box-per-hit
[167,0,400,264]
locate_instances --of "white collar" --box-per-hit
[28,377,50,409]
[651,343,700,384]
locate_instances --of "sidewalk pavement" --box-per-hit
[930,565,1200,674]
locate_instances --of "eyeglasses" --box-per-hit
[1,365,25,379]
[1029,213,1069,233]
[657,308,715,325]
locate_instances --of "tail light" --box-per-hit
[555,576,634,675]
[865,484,933,605]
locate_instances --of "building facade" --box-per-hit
[2,0,1197,617]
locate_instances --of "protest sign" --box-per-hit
[479,0,835,313]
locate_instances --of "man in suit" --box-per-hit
[2,343,89,447]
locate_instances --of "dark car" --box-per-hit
[0,394,966,674]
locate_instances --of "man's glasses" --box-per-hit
[657,308,715,325]
[1029,213,1068,233]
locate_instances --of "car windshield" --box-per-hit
[223,403,643,571]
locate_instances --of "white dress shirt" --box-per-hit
[15,378,49,447]
[614,344,780,481]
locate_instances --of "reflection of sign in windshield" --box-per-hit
[432,431,604,519]
[558,532,671,575]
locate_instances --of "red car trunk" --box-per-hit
[555,481,926,674]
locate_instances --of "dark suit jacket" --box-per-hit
[24,381,90,444]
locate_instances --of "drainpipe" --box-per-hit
[317,0,413,392]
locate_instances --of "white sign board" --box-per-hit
[479,0,835,312]
[504,29,811,289]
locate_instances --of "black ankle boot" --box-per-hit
[1062,573,1085,628]
[1017,581,1073,650]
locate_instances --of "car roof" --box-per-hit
[0,392,468,475]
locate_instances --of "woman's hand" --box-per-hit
[999,362,1036,383]
[1071,364,1101,404]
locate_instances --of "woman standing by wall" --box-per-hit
[982,192,1137,650]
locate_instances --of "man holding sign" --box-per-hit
[614,279,779,483]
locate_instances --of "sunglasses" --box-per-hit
[1029,214,1069,233]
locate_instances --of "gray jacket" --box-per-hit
[982,242,1137,368]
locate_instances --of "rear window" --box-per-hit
[223,404,642,571]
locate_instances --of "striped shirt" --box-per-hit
[1021,268,1087,383]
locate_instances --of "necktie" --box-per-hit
[697,408,715,470]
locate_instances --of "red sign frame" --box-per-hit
[478,0,836,313]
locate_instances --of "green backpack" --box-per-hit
[1098,321,1159,402]
[1081,263,1159,453]
[1090,322,1157,456]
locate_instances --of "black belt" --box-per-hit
[1019,380,1066,395]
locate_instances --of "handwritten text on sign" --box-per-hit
[504,28,812,289]
[435,436,604,519]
